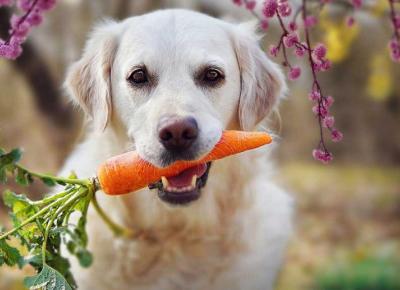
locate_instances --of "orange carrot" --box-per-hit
[97,130,272,195]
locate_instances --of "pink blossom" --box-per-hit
[394,15,400,30]
[346,16,355,27]
[18,0,31,11]
[278,1,292,17]
[0,0,13,6]
[37,0,56,10]
[295,45,305,57]
[283,32,299,48]
[323,95,334,107]
[312,149,333,164]
[312,103,328,117]
[0,41,22,59]
[0,0,57,60]
[232,0,242,5]
[289,21,297,31]
[389,39,400,62]
[331,129,343,142]
[321,59,332,71]
[313,62,322,72]
[308,90,321,101]
[269,45,279,57]
[27,12,43,26]
[245,0,256,10]
[263,0,278,18]
[323,116,335,128]
[313,43,327,60]
[351,0,362,9]
[314,59,331,71]
[288,66,301,80]
[260,20,269,30]
[304,15,318,28]
[10,15,30,38]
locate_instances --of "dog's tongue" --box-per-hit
[166,163,207,188]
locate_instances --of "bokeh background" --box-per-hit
[1,0,399,289]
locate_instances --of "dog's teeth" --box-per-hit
[191,175,197,187]
[161,176,169,188]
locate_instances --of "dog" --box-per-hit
[60,9,293,290]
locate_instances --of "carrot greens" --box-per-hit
[0,148,128,290]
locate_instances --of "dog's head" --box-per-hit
[65,10,286,206]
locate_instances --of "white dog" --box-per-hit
[61,9,293,290]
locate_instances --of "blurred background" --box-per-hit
[0,0,399,289]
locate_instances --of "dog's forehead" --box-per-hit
[118,10,234,60]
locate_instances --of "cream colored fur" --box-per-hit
[61,9,294,290]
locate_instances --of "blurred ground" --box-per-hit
[1,0,400,289]
[276,164,400,290]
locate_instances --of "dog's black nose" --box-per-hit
[158,116,198,152]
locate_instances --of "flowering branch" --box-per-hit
[0,0,56,59]
[234,0,344,163]
[234,0,400,164]
[388,0,400,62]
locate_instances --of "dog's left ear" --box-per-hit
[64,20,120,131]
[231,22,287,130]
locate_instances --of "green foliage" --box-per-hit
[314,255,400,290]
[24,264,73,290]
[0,238,23,267]
[0,148,95,289]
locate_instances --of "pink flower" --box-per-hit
[351,0,362,9]
[389,39,400,62]
[10,14,30,38]
[283,33,299,48]
[394,15,400,30]
[245,0,256,10]
[278,1,292,17]
[0,0,13,6]
[331,129,343,142]
[313,43,327,60]
[313,62,322,72]
[312,149,333,164]
[308,90,321,101]
[18,0,32,11]
[346,16,355,27]
[232,0,242,5]
[269,45,279,57]
[295,45,305,57]
[260,20,269,30]
[263,0,278,18]
[312,103,328,117]
[37,0,56,10]
[289,21,297,31]
[323,95,334,107]
[323,116,334,128]
[305,15,318,28]
[288,66,301,80]
[321,59,332,71]
[27,12,43,26]
[0,41,23,59]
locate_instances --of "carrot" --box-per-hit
[97,130,272,195]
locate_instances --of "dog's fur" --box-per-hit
[61,9,294,290]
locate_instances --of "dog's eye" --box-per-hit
[128,68,148,85]
[203,68,224,83]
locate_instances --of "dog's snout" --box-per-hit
[158,116,198,151]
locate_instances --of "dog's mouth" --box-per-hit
[149,162,211,205]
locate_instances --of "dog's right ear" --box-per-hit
[64,20,120,131]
